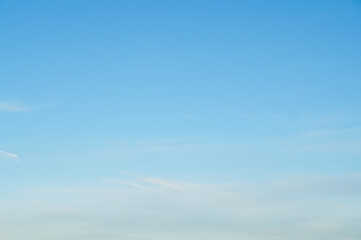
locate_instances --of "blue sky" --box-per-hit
[1,0,361,239]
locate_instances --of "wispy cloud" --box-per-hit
[0,101,51,113]
[230,113,286,121]
[298,127,360,137]
[104,176,187,191]
[141,177,186,191]
[179,113,194,119]
[292,113,361,126]
[0,102,29,112]
[0,150,19,161]
[103,177,152,190]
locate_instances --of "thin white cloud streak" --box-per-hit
[105,176,188,191]
[298,127,360,137]
[179,113,194,120]
[1,173,361,240]
[103,177,152,190]
[0,101,51,113]
[141,178,186,191]
[0,150,19,161]
[0,102,28,112]
[230,113,286,121]
[230,112,361,128]
[292,114,361,126]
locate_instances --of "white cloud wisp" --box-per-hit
[0,150,19,161]
[0,102,29,112]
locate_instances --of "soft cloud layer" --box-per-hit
[1,173,360,240]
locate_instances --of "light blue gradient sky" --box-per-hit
[1,0,361,239]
